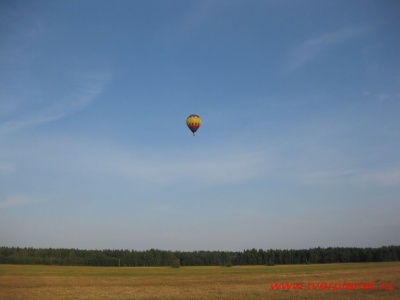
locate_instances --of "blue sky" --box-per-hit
[1,0,399,251]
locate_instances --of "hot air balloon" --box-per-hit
[186,114,202,136]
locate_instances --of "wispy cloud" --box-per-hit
[287,26,368,70]
[364,90,400,103]
[0,71,111,136]
[0,162,15,175]
[0,194,44,209]
[4,132,266,188]
[68,145,266,186]
[122,151,266,186]
[376,93,392,102]
[285,166,400,187]
[0,6,112,136]
[357,169,400,187]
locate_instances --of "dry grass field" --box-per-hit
[0,262,399,299]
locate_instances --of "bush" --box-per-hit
[171,259,180,268]
[225,262,233,267]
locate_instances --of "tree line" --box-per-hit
[0,246,399,267]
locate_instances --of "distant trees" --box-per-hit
[0,246,399,267]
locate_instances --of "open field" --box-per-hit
[0,262,399,299]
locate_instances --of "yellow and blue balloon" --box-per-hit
[186,114,202,136]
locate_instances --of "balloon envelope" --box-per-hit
[186,114,202,135]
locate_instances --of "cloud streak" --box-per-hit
[59,143,266,187]
[1,131,267,188]
[287,26,368,70]
[0,162,15,175]
[118,151,265,186]
[0,194,44,209]
[0,71,111,136]
[357,169,400,187]
[287,167,400,187]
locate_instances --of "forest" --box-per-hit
[1,245,399,267]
